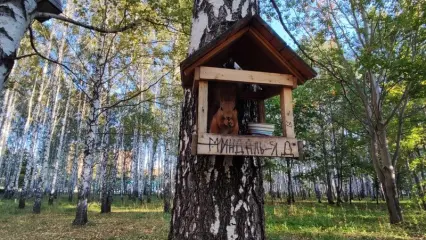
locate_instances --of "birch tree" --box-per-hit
[169,1,266,239]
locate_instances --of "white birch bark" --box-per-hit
[0,0,37,89]
[8,79,37,196]
[73,83,101,225]
[0,88,16,176]
[68,93,86,201]
[170,1,262,239]
[137,137,145,202]
[33,75,61,213]
[49,81,72,204]
[130,129,138,199]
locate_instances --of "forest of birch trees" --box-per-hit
[0,0,425,238]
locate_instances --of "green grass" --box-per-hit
[0,196,424,239]
[265,199,426,239]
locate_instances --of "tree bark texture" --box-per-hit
[0,0,37,90]
[73,84,100,225]
[169,2,262,239]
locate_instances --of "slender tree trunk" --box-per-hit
[100,128,110,213]
[68,94,86,202]
[73,29,104,224]
[0,89,17,177]
[169,2,262,238]
[147,139,158,203]
[11,80,37,199]
[163,141,171,213]
[100,93,111,213]
[33,75,61,213]
[369,125,403,223]
[137,136,145,203]
[19,35,54,208]
[326,170,335,204]
[73,82,101,225]
[286,158,294,204]
[103,127,122,213]
[49,84,71,205]
[314,177,322,203]
[130,129,138,200]
[120,139,126,203]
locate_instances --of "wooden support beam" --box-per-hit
[199,66,295,87]
[197,81,208,136]
[280,87,295,138]
[197,133,299,157]
[258,100,266,123]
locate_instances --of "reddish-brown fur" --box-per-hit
[210,99,239,135]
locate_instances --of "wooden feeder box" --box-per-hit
[35,0,63,22]
[181,15,316,158]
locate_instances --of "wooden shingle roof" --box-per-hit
[180,15,317,88]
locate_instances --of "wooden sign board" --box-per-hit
[197,133,299,158]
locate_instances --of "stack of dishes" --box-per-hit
[248,123,275,136]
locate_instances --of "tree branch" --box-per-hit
[99,69,172,114]
[391,95,410,166]
[29,27,91,100]
[34,12,188,35]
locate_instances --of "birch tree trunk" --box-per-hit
[73,80,101,225]
[0,87,17,178]
[33,73,61,213]
[68,93,86,202]
[0,0,37,90]
[130,129,138,200]
[169,1,264,239]
[147,139,158,203]
[19,34,54,208]
[102,126,122,213]
[163,140,171,213]
[137,137,145,203]
[72,28,104,224]
[100,93,111,213]
[9,80,37,199]
[286,158,294,204]
[49,82,71,205]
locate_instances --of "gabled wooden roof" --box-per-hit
[180,15,317,88]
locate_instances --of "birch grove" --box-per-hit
[0,0,424,235]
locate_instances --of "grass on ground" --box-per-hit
[0,196,424,239]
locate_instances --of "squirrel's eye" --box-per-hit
[220,107,223,111]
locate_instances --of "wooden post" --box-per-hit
[197,80,208,136]
[280,87,295,138]
[258,100,266,123]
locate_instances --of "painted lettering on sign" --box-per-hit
[207,137,295,157]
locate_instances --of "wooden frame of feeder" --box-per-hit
[194,66,299,158]
[180,15,317,158]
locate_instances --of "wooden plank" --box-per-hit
[197,133,299,157]
[199,66,295,86]
[248,28,305,83]
[192,67,200,92]
[258,100,266,123]
[197,81,208,136]
[191,134,198,155]
[183,27,249,77]
[280,87,295,138]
